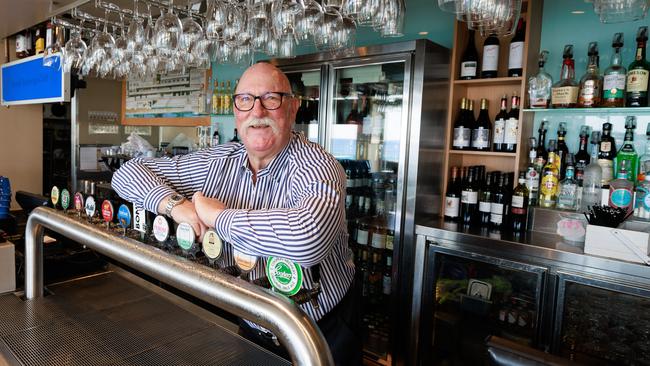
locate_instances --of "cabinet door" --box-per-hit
[423,245,547,366]
[285,70,321,144]
[554,271,650,365]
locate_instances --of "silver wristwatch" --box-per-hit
[164,194,186,218]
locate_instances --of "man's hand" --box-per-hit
[192,192,226,229]
[170,200,208,239]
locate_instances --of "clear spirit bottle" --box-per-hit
[616,116,638,182]
[578,42,603,107]
[551,45,579,108]
[528,50,552,108]
[581,131,603,211]
[602,33,626,107]
[557,154,578,210]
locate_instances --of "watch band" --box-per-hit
[164,194,185,218]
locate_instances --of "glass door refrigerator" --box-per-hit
[272,39,450,365]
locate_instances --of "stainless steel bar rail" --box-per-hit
[25,206,333,366]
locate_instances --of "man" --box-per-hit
[112,62,360,365]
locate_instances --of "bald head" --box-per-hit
[236,63,292,95]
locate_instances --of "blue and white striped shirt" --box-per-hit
[112,131,355,323]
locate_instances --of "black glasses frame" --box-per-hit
[232,92,295,112]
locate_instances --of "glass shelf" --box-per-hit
[210,113,234,117]
[448,150,517,157]
[523,107,650,115]
[126,112,209,118]
[453,76,523,86]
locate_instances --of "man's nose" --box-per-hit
[251,98,267,118]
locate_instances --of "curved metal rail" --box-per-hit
[25,206,333,366]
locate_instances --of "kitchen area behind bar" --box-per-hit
[2,0,650,365]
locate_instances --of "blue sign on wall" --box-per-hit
[1,53,70,105]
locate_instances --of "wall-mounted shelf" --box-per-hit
[449,150,517,157]
[523,107,650,115]
[453,76,523,86]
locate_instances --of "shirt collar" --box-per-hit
[239,132,298,180]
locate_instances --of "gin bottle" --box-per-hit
[557,154,578,210]
[609,159,634,216]
[602,33,626,107]
[581,131,603,211]
[528,50,552,108]
[551,45,579,108]
[578,42,603,107]
[616,116,638,182]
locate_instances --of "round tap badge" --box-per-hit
[202,230,223,260]
[176,222,195,250]
[266,257,303,296]
[117,204,131,229]
[152,215,170,242]
[50,186,60,208]
[101,200,114,223]
[233,250,258,273]
[74,192,84,212]
[60,189,70,210]
[85,196,96,218]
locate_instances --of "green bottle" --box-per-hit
[617,116,639,182]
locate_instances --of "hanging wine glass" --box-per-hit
[154,0,183,58]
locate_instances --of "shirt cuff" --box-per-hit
[143,185,177,215]
[214,209,239,242]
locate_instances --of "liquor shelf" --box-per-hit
[523,106,650,115]
[453,76,523,86]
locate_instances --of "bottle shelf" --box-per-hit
[523,107,650,115]
[448,150,517,157]
[210,113,234,117]
[453,77,523,86]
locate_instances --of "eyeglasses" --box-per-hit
[233,92,294,111]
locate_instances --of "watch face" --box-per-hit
[171,194,185,203]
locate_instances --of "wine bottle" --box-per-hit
[452,98,472,150]
[508,18,525,77]
[471,98,491,151]
[556,122,569,180]
[231,128,240,143]
[481,33,500,78]
[460,167,479,226]
[574,126,590,184]
[626,26,650,107]
[511,171,529,232]
[444,166,461,221]
[478,171,495,226]
[460,30,479,80]
[490,172,510,230]
[503,93,519,153]
[535,120,548,171]
[493,95,508,152]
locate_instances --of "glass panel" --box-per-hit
[287,71,320,144]
[431,253,542,365]
[333,62,405,362]
[560,281,650,365]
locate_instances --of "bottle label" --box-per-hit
[598,159,614,184]
[579,80,601,105]
[508,41,524,71]
[551,86,579,105]
[482,45,499,72]
[603,74,626,98]
[512,195,525,208]
[610,188,632,208]
[382,275,392,295]
[471,127,490,149]
[479,201,491,213]
[461,190,478,204]
[460,61,477,78]
[493,119,506,144]
[15,35,25,53]
[627,69,649,93]
[357,229,369,245]
[548,152,561,172]
[600,141,612,153]
[371,233,386,249]
[490,202,504,224]
[504,117,518,144]
[453,127,471,148]
[386,233,394,250]
[526,169,539,190]
[540,175,558,196]
[444,196,460,217]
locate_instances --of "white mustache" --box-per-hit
[242,117,279,134]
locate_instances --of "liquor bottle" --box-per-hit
[535,120,548,171]
[346,96,361,124]
[574,126,591,184]
[224,80,233,114]
[551,45,579,108]
[460,30,479,80]
[15,31,27,58]
[503,94,520,153]
[481,33,499,78]
[598,122,617,187]
[608,159,634,216]
[382,254,392,298]
[557,154,578,210]
[444,166,461,221]
[557,123,569,180]
[214,80,222,115]
[471,98,491,151]
[511,171,529,232]
[540,140,559,208]
[230,128,240,143]
[508,18,525,77]
[211,127,220,146]
[45,21,53,51]
[626,26,650,107]
[219,81,226,114]
[638,124,650,182]
[581,131,603,211]
[616,116,639,182]
[578,42,603,108]
[452,98,472,150]
[602,33,626,107]
[634,172,650,220]
[34,27,45,54]
[460,167,479,226]
[490,173,510,230]
[493,95,508,152]
[528,50,552,108]
[526,138,540,206]
[478,171,495,226]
